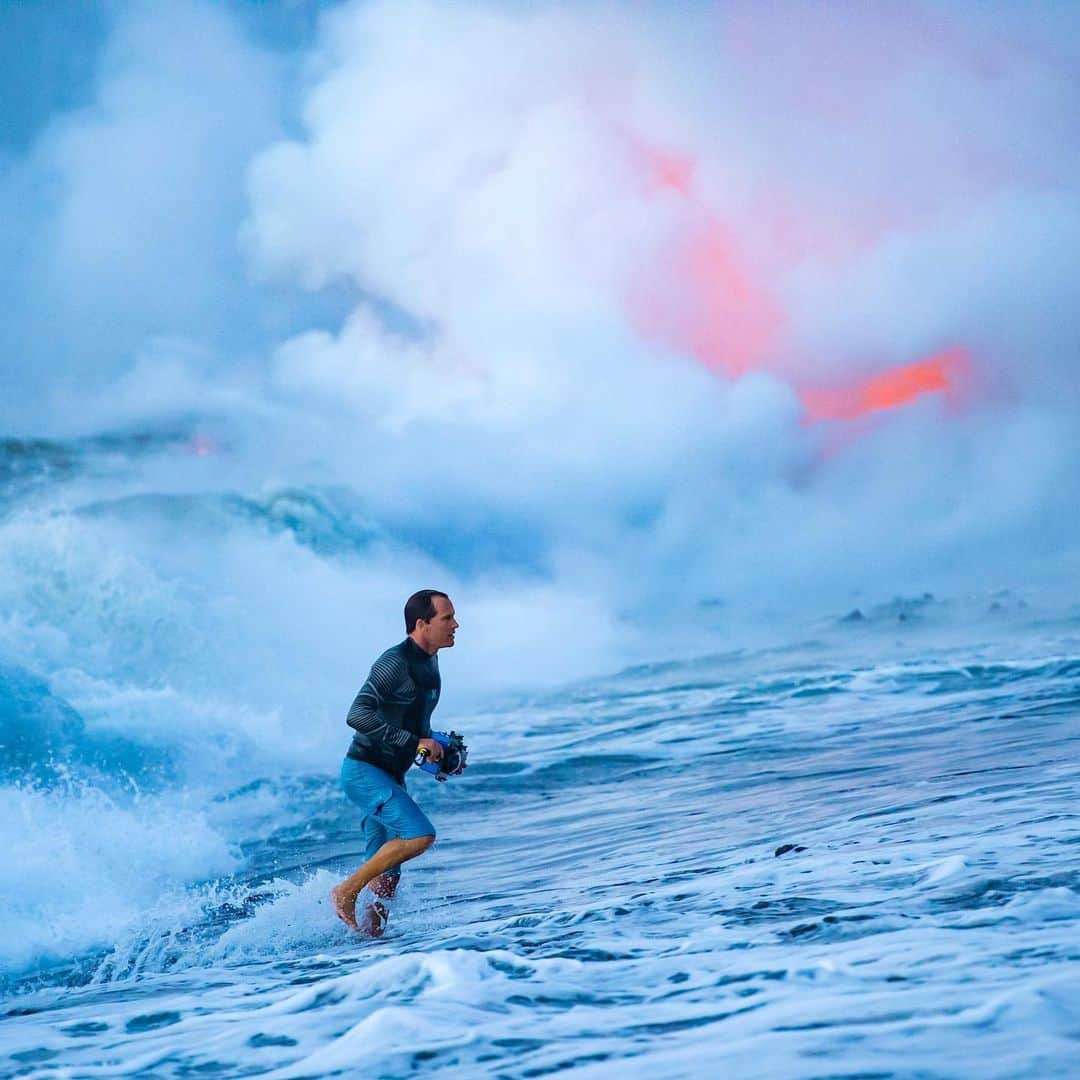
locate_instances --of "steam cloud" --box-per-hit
[4,0,1080,648]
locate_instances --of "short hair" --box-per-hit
[405,589,449,633]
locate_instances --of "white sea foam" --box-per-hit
[0,781,237,976]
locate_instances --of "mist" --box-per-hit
[2,0,1078,698]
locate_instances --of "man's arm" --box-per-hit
[346,653,419,757]
[420,660,440,739]
[416,682,442,760]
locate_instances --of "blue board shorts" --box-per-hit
[339,757,436,879]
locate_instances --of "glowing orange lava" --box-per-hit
[800,347,970,421]
[624,136,974,423]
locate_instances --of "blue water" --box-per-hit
[1,433,1078,1078]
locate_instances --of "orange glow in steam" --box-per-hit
[800,347,970,421]
[624,136,974,424]
[626,135,695,195]
[674,221,784,376]
[188,435,217,457]
[625,138,784,376]
[648,149,694,194]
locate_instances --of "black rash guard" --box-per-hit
[344,638,441,783]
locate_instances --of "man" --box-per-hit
[330,589,459,935]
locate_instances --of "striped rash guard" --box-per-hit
[345,638,441,783]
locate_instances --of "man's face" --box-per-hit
[422,595,458,651]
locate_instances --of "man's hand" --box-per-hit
[416,737,444,763]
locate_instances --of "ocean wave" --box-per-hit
[0,663,166,785]
[0,780,238,983]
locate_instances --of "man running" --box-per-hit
[329,589,459,935]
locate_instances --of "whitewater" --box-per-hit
[0,430,1076,1079]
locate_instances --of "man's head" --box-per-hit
[405,589,458,654]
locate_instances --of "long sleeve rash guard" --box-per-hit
[345,638,441,782]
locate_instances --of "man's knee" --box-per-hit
[411,832,436,852]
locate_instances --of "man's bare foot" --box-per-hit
[357,899,390,938]
[329,885,359,931]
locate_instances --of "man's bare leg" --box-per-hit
[330,835,434,932]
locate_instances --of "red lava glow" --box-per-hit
[624,136,974,423]
[625,138,784,376]
[188,436,216,457]
[647,149,694,194]
[626,135,695,195]
[800,347,971,421]
[675,221,784,376]
[630,219,783,378]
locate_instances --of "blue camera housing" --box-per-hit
[414,730,468,781]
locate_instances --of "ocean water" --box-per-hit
[1,433,1078,1079]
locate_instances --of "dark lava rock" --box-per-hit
[249,1034,298,1048]
[774,844,808,857]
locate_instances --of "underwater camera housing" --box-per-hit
[414,731,468,781]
